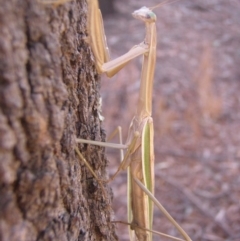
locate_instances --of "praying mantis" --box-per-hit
[76,0,193,241]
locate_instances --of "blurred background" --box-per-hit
[98,0,240,240]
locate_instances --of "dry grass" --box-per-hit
[195,43,222,121]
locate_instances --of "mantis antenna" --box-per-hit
[149,0,181,10]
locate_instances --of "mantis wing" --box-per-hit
[127,118,154,241]
[142,120,155,241]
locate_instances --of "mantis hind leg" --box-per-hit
[76,131,140,184]
[133,177,192,241]
[106,126,124,162]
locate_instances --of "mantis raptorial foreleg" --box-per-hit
[76,1,193,241]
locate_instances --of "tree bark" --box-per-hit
[0,0,117,240]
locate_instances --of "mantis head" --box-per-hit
[132,0,179,23]
[132,7,156,23]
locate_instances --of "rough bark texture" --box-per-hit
[0,0,117,240]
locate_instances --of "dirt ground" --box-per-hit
[98,0,240,240]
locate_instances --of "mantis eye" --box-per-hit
[132,7,156,23]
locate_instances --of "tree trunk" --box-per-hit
[0,0,117,240]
